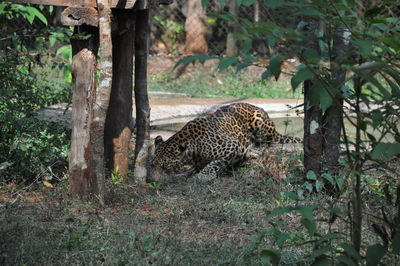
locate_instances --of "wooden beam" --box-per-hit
[7,0,137,9]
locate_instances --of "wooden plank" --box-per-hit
[6,0,136,9]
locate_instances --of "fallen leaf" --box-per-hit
[43,181,54,188]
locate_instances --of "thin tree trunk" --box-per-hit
[226,0,238,56]
[133,8,151,183]
[104,10,135,176]
[303,21,323,180]
[352,77,363,253]
[90,0,113,206]
[322,26,347,187]
[304,79,323,179]
[184,0,208,55]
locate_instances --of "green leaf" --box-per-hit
[0,2,7,14]
[276,233,291,248]
[380,37,400,51]
[241,0,256,6]
[392,232,400,254]
[219,0,225,8]
[260,249,281,266]
[306,170,317,180]
[282,191,297,201]
[366,244,387,266]
[311,255,332,266]
[371,143,400,160]
[352,39,373,58]
[25,6,48,25]
[236,63,251,72]
[264,0,284,8]
[218,56,238,71]
[319,86,333,112]
[261,70,271,80]
[49,36,56,47]
[315,180,324,192]
[267,206,295,218]
[322,172,335,186]
[297,205,315,221]
[291,65,314,90]
[337,255,357,266]
[303,49,320,64]
[301,218,316,236]
[268,56,282,80]
[201,0,208,8]
[339,243,362,261]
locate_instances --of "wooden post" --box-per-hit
[104,10,136,176]
[133,8,151,183]
[68,25,99,198]
[88,0,113,205]
[69,48,98,197]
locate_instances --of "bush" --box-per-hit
[0,46,70,183]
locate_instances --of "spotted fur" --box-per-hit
[150,103,302,181]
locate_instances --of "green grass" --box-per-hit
[148,66,303,99]
[2,150,399,265]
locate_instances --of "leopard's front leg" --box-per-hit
[195,159,227,181]
[195,139,247,181]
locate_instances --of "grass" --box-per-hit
[1,146,399,265]
[148,65,303,99]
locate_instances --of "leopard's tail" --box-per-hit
[272,132,302,144]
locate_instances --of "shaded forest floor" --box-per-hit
[1,146,399,265]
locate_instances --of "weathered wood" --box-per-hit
[133,8,151,183]
[7,0,137,9]
[104,10,135,176]
[88,0,113,206]
[61,7,98,26]
[68,48,97,197]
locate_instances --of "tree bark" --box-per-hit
[68,26,99,198]
[303,79,323,179]
[89,0,113,206]
[323,27,347,176]
[68,48,98,198]
[104,10,135,176]
[133,8,151,183]
[184,0,209,55]
[226,0,238,56]
[303,21,323,180]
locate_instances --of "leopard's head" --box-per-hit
[149,135,191,182]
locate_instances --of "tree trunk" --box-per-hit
[184,0,208,55]
[303,79,323,179]
[226,0,238,56]
[89,0,113,206]
[104,10,135,176]
[323,27,347,176]
[133,8,151,183]
[68,47,98,198]
[69,26,99,198]
[303,21,323,180]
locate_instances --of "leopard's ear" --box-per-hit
[178,142,187,152]
[155,135,164,147]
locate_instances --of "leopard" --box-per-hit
[150,103,302,182]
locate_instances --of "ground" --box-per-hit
[0,146,306,265]
[2,145,399,265]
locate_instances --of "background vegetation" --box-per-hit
[1,0,400,265]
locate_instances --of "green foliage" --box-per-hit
[1,3,71,182]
